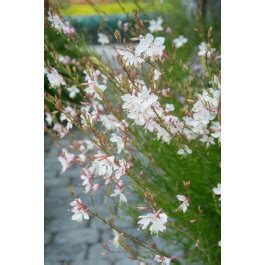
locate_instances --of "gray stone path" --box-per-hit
[44,134,140,265]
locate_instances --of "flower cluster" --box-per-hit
[47,12,75,36]
[121,81,184,143]
[183,78,221,147]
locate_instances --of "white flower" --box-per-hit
[121,86,159,126]
[48,12,64,31]
[162,87,171,96]
[114,159,126,179]
[218,240,221,247]
[135,33,165,61]
[155,124,172,143]
[165,103,174,113]
[53,123,69,138]
[59,55,71,65]
[101,114,121,130]
[97,33,109,45]
[45,68,66,88]
[110,181,127,204]
[85,84,106,100]
[200,135,215,148]
[173,35,188,48]
[163,115,184,135]
[60,106,76,122]
[110,133,124,154]
[78,153,86,162]
[70,198,89,223]
[154,255,171,265]
[80,169,93,193]
[213,183,221,200]
[47,12,74,35]
[60,106,76,130]
[198,41,216,57]
[154,69,161,81]
[112,229,120,248]
[176,195,189,213]
[58,148,75,174]
[198,88,220,113]
[84,139,94,151]
[177,145,192,156]
[90,154,118,178]
[182,85,221,145]
[85,70,107,100]
[80,106,93,128]
[117,48,144,67]
[67,86,80,98]
[138,210,167,234]
[148,17,163,33]
[45,112,53,126]
[210,121,221,141]
[192,106,212,125]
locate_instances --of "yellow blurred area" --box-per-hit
[60,2,149,16]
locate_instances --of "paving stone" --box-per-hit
[55,228,100,245]
[45,231,53,245]
[45,243,87,262]
[89,218,109,232]
[46,218,84,233]
[87,243,112,263]
[44,261,61,265]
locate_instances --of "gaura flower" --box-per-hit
[47,12,75,36]
[80,169,93,193]
[67,86,80,98]
[97,33,110,45]
[60,106,76,130]
[198,41,216,57]
[165,103,174,113]
[213,183,221,201]
[154,255,171,265]
[53,123,69,138]
[154,69,161,81]
[173,35,188,48]
[110,181,127,204]
[135,33,165,61]
[121,86,159,126]
[45,67,66,88]
[138,209,168,234]
[58,148,75,174]
[177,145,192,156]
[114,159,126,180]
[176,195,190,213]
[110,133,124,154]
[90,154,118,178]
[45,112,53,126]
[210,121,221,142]
[70,198,89,223]
[112,229,120,248]
[117,48,144,67]
[148,17,163,33]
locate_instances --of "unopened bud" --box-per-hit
[114,30,121,43]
